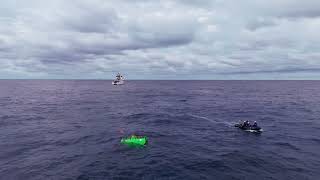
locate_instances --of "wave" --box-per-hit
[273,142,300,151]
[54,135,95,147]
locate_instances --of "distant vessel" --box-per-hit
[112,73,124,85]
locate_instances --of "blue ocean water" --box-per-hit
[0,80,319,180]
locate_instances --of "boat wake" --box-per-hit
[188,114,233,126]
[245,129,264,133]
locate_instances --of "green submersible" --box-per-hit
[121,135,148,146]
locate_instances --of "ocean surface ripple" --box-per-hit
[0,80,320,180]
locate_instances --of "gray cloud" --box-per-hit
[221,68,320,75]
[246,19,277,31]
[0,0,320,79]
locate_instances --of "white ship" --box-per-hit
[112,73,124,85]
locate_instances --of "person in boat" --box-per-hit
[243,120,250,127]
[252,121,258,127]
[241,120,247,128]
[241,121,245,127]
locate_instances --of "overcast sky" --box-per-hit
[1,0,320,79]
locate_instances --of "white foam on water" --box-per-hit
[245,129,263,133]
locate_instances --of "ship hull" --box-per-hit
[112,81,124,85]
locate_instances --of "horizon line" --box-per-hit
[0,79,320,81]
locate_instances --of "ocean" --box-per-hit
[0,80,319,180]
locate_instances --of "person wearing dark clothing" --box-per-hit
[252,121,257,127]
[242,120,249,128]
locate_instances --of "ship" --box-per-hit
[112,73,124,85]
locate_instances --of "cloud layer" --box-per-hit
[1,0,320,79]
